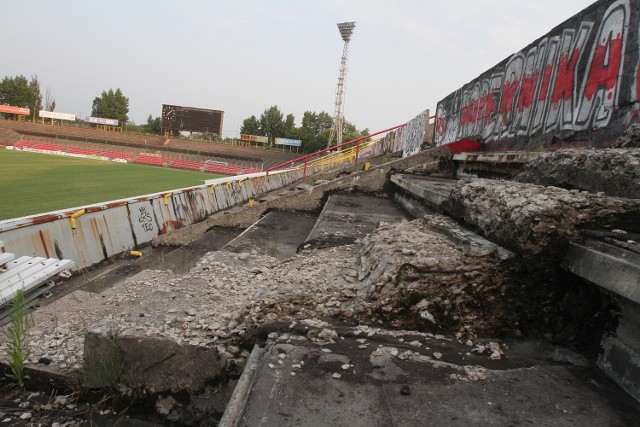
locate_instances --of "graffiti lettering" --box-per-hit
[434,0,632,148]
[138,206,154,232]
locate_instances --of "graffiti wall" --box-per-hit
[434,0,639,150]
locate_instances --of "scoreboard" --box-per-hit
[161,104,224,135]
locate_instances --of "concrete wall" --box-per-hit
[0,169,303,271]
[434,0,639,151]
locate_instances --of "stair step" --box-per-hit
[391,174,456,211]
[222,211,318,259]
[304,193,411,249]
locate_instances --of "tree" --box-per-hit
[91,88,129,125]
[258,105,284,143]
[239,107,368,152]
[240,115,260,135]
[27,76,42,121]
[0,75,42,120]
[284,113,297,139]
[143,115,161,134]
[44,87,55,112]
[299,111,333,152]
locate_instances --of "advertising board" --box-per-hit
[274,137,302,147]
[85,116,119,126]
[0,105,30,115]
[39,110,76,121]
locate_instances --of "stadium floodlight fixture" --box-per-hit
[337,22,356,42]
[327,21,356,148]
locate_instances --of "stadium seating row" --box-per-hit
[13,141,261,175]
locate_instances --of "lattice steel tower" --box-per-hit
[327,21,356,148]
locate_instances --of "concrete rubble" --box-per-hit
[0,147,638,424]
[448,178,640,261]
[514,148,640,198]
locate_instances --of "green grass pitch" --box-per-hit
[0,149,225,221]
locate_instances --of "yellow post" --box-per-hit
[364,162,371,171]
[69,209,86,229]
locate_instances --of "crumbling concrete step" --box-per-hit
[453,151,532,180]
[562,239,640,403]
[304,193,411,249]
[394,192,513,261]
[220,321,640,427]
[562,239,640,305]
[390,174,456,211]
[222,211,318,259]
[55,227,241,297]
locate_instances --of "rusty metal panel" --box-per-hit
[193,187,217,216]
[0,169,309,272]
[170,190,210,226]
[0,219,81,266]
[70,206,135,267]
[127,199,161,245]
[205,186,221,214]
[236,180,251,203]
[0,206,135,270]
[212,185,229,211]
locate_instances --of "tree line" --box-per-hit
[0,74,162,133]
[0,75,370,147]
[240,105,369,153]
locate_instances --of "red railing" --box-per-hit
[265,124,406,177]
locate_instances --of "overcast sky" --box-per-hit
[2,0,595,137]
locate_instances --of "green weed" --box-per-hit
[3,289,31,388]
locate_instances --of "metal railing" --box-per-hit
[265,124,405,178]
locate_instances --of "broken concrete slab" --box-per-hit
[84,320,223,393]
[390,174,456,211]
[304,193,411,249]
[222,211,317,259]
[599,335,640,404]
[562,239,640,305]
[514,148,640,198]
[449,180,640,261]
[221,321,640,427]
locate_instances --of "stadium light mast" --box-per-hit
[327,21,356,149]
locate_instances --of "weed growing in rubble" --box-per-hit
[267,236,280,258]
[3,289,31,388]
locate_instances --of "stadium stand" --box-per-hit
[169,159,205,171]
[100,150,136,160]
[1,118,299,171]
[132,155,168,167]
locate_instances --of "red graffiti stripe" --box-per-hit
[538,64,554,102]
[584,34,622,101]
[551,48,581,105]
[517,70,540,112]
[500,79,520,117]
[460,92,496,126]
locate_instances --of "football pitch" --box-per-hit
[0,149,225,221]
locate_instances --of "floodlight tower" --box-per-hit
[327,21,356,148]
